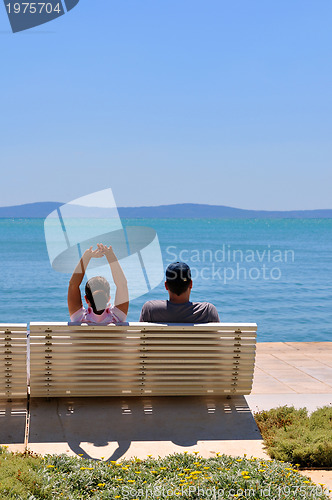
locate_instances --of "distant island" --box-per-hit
[1,201,332,219]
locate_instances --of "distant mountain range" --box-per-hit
[0,201,332,219]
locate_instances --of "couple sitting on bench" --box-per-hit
[68,244,220,324]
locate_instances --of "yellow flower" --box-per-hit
[134,471,141,474]
[160,467,166,470]
[243,476,250,479]
[78,454,83,457]
[97,483,105,487]
[236,459,242,462]
[151,471,158,474]
[203,467,210,469]
[128,479,135,483]
[193,451,199,455]
[46,465,55,468]
[241,471,249,475]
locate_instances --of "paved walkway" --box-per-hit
[1,342,332,495]
[253,342,332,394]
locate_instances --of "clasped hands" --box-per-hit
[83,243,114,260]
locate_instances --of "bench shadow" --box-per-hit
[0,399,27,447]
[28,395,262,460]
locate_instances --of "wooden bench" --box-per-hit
[29,322,257,398]
[0,324,27,400]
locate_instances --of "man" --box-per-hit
[139,261,220,323]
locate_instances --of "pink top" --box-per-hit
[70,305,126,324]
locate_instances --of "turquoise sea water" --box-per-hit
[0,218,331,342]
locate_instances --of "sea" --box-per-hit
[0,218,331,342]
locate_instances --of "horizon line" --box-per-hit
[1,201,332,212]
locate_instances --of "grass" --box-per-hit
[0,447,330,499]
[0,446,51,499]
[254,405,332,468]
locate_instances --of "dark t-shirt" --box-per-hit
[139,300,220,323]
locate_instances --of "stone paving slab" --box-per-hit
[245,393,332,414]
[252,342,332,394]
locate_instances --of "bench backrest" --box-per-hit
[29,322,257,398]
[0,324,27,400]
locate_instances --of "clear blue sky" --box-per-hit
[1,0,331,210]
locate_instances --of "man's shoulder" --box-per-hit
[141,300,167,311]
[191,301,220,321]
[140,300,168,322]
[192,301,217,309]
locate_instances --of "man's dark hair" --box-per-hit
[166,262,192,296]
[85,276,110,315]
[166,278,192,296]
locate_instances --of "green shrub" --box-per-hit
[0,447,330,499]
[0,447,52,499]
[254,405,332,467]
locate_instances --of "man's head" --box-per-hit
[85,276,111,314]
[165,262,192,299]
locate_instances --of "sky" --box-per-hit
[1,0,331,210]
